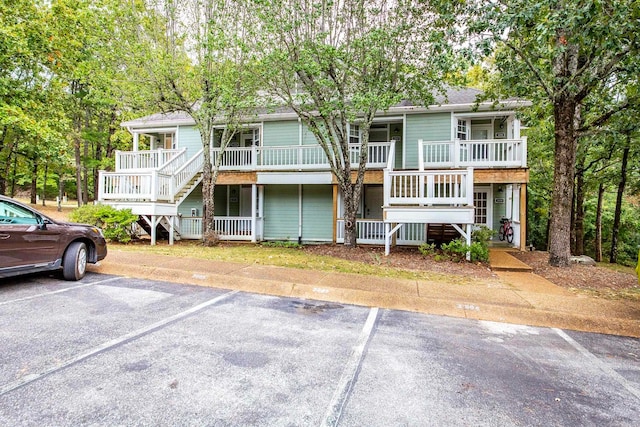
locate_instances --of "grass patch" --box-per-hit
[111,240,470,283]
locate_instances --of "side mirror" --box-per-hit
[39,218,52,230]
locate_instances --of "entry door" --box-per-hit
[364,186,383,219]
[470,124,492,161]
[473,187,492,229]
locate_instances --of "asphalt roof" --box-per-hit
[122,87,522,128]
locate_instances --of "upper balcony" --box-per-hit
[420,138,527,169]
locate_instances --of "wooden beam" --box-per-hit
[474,168,529,184]
[519,183,527,251]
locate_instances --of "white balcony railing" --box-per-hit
[178,216,263,241]
[335,219,426,245]
[115,148,185,171]
[419,138,527,169]
[211,142,392,171]
[383,168,474,207]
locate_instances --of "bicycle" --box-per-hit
[499,217,514,243]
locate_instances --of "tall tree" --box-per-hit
[471,0,640,266]
[139,0,257,244]
[251,0,461,246]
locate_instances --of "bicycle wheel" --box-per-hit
[506,226,514,243]
[498,224,505,241]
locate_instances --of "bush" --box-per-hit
[425,225,494,263]
[69,204,138,243]
[418,242,437,256]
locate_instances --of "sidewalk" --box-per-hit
[89,249,640,338]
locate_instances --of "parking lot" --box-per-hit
[1,272,639,426]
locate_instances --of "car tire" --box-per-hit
[63,242,87,281]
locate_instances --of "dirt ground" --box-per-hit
[305,244,639,296]
[28,199,640,299]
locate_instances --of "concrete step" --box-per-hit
[489,249,533,272]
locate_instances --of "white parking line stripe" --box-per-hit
[554,328,640,401]
[0,277,120,306]
[0,289,239,396]
[321,307,379,427]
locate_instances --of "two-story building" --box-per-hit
[98,88,529,253]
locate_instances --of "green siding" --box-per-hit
[263,185,299,241]
[178,185,203,217]
[302,185,333,241]
[302,123,320,145]
[405,113,451,169]
[178,184,230,217]
[177,126,203,160]
[263,121,299,146]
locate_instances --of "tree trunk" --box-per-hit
[594,182,604,262]
[10,152,17,197]
[548,98,578,267]
[609,137,630,264]
[200,127,216,243]
[341,181,358,246]
[0,125,8,195]
[58,175,65,212]
[74,127,84,206]
[82,136,89,204]
[574,154,586,255]
[42,161,49,206]
[30,159,38,204]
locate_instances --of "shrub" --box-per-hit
[418,242,437,256]
[69,204,138,243]
[437,226,493,263]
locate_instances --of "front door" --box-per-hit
[363,185,383,219]
[473,187,492,230]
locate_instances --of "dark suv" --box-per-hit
[0,195,107,281]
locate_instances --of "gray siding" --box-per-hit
[263,184,299,241]
[302,185,333,242]
[263,121,299,146]
[177,126,203,160]
[404,113,451,169]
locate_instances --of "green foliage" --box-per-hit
[420,226,493,263]
[261,241,302,249]
[418,242,437,256]
[69,204,138,243]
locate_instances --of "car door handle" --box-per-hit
[0,234,10,239]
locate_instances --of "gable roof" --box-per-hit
[122,87,528,129]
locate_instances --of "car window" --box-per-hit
[0,200,40,225]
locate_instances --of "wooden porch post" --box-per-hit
[520,183,527,251]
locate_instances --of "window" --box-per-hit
[0,200,39,225]
[349,124,360,144]
[473,191,488,225]
[456,119,468,140]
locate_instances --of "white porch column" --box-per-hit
[251,184,257,243]
[168,215,174,246]
[150,215,157,246]
[133,132,139,151]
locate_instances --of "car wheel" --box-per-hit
[63,242,87,281]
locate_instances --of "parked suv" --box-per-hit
[0,195,107,281]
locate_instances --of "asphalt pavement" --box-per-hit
[89,248,640,338]
[1,273,639,426]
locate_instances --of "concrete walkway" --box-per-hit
[89,248,640,338]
